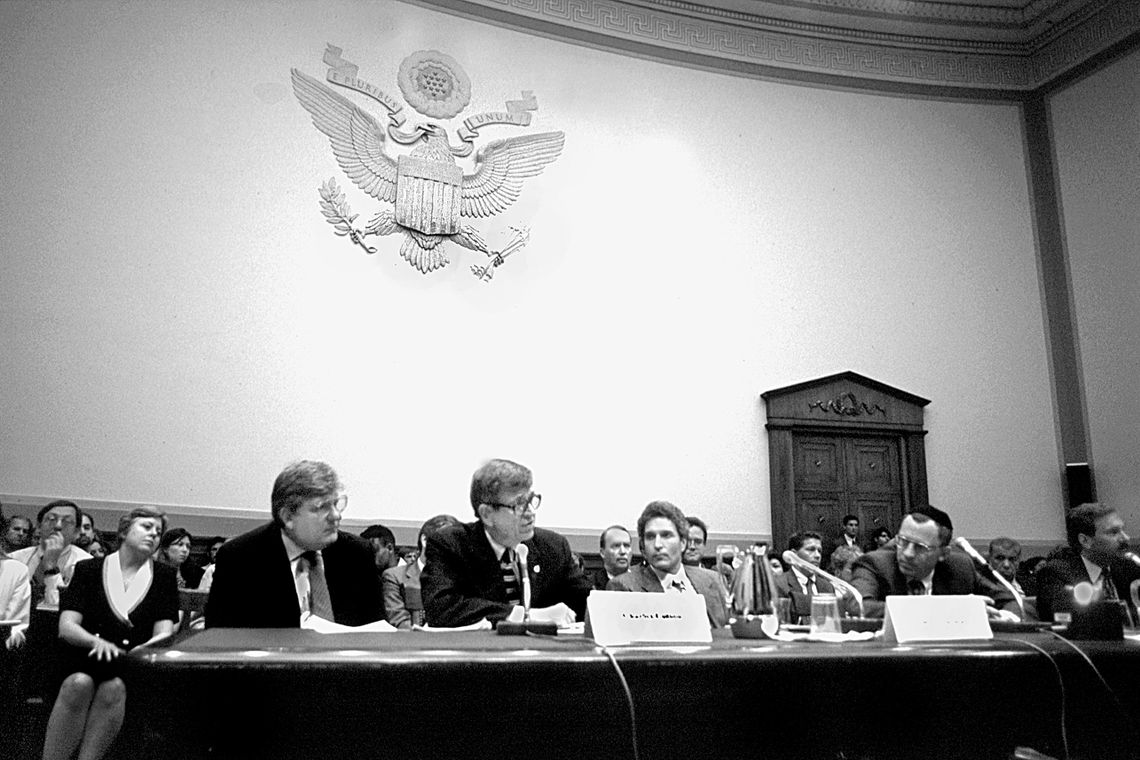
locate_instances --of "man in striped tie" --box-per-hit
[421,459,593,628]
[205,460,385,628]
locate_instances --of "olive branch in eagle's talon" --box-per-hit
[318,178,377,254]
[471,226,531,282]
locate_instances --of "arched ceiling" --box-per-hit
[421,0,1139,95]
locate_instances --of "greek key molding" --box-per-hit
[422,0,1140,92]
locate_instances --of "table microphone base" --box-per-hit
[497,620,559,636]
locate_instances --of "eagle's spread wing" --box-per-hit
[291,69,397,203]
[460,131,565,218]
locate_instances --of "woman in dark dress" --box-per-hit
[41,506,178,760]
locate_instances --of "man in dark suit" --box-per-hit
[205,460,384,628]
[850,505,1018,619]
[590,525,632,591]
[383,514,461,629]
[421,459,593,628]
[606,501,728,628]
[775,530,838,621]
[1035,502,1140,623]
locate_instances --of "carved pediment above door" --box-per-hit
[761,372,930,560]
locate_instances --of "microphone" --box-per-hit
[496,543,555,636]
[953,537,1025,617]
[1124,551,1140,568]
[781,550,865,618]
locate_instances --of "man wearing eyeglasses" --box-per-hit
[421,458,592,628]
[206,460,384,628]
[10,499,92,608]
[850,505,1017,618]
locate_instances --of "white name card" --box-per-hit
[587,590,712,646]
[883,595,993,644]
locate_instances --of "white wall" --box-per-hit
[1050,48,1140,532]
[0,0,1063,541]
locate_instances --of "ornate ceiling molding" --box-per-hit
[419,0,1140,93]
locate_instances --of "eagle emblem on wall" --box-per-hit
[291,48,564,281]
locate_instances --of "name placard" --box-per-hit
[883,595,993,643]
[587,590,711,646]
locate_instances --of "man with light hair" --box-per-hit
[206,460,384,628]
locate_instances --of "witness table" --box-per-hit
[122,628,1140,760]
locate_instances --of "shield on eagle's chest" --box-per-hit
[396,155,463,235]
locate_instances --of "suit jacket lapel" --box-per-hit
[638,565,664,592]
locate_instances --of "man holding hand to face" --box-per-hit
[421,459,592,628]
[11,500,92,608]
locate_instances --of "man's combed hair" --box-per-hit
[636,501,688,541]
[1066,502,1115,551]
[686,516,708,541]
[469,459,532,516]
[787,531,823,552]
[37,499,80,525]
[909,505,953,547]
[599,525,631,550]
[988,536,1022,557]
[419,514,462,547]
[361,524,396,547]
[271,460,342,524]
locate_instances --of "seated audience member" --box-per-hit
[74,511,97,550]
[839,514,861,549]
[86,539,107,559]
[206,460,384,628]
[197,536,226,593]
[776,531,840,621]
[592,525,633,590]
[607,501,728,628]
[987,537,1025,594]
[1,544,31,649]
[850,506,1018,619]
[362,524,399,573]
[3,514,34,553]
[41,506,178,760]
[421,459,592,628]
[158,527,203,589]
[11,500,92,608]
[828,544,863,583]
[683,516,708,567]
[867,527,893,552]
[1035,502,1140,623]
[384,514,462,630]
[767,553,785,578]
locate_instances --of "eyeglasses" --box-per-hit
[42,514,77,528]
[307,495,348,518]
[486,492,542,515]
[896,534,938,555]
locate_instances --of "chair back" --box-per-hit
[178,589,209,632]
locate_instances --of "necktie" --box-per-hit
[907,580,926,596]
[302,551,334,620]
[806,576,817,596]
[501,550,521,605]
[1101,568,1119,601]
[670,578,689,593]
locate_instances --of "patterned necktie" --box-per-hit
[907,579,926,596]
[501,549,521,605]
[1101,568,1119,601]
[302,551,334,620]
[806,576,817,596]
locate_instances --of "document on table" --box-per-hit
[301,613,397,634]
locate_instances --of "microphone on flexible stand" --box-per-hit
[1123,551,1140,568]
[781,550,865,618]
[497,543,556,635]
[953,537,1025,618]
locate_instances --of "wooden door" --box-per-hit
[791,433,903,551]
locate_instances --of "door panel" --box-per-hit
[846,437,899,493]
[793,437,844,491]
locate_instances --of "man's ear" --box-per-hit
[476,503,491,524]
[1077,533,1093,551]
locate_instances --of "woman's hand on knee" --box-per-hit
[88,637,125,662]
